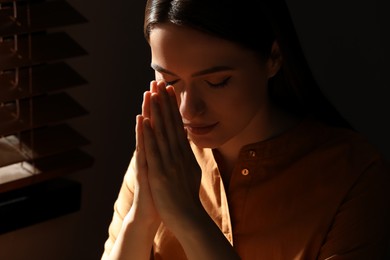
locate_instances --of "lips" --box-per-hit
[184,122,219,135]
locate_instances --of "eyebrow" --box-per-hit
[151,63,234,77]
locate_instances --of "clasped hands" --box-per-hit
[131,80,203,232]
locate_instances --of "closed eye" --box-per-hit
[206,77,231,88]
[165,79,179,86]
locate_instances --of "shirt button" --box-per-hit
[249,150,256,157]
[241,168,249,176]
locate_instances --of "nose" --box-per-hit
[179,85,205,121]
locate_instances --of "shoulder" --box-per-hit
[297,119,390,191]
[311,121,387,169]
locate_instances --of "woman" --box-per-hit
[102,0,390,259]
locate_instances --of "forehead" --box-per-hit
[149,23,252,72]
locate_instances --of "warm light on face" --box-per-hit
[149,23,274,150]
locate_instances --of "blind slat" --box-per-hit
[0,124,90,167]
[0,62,87,102]
[0,1,87,37]
[0,32,87,70]
[0,0,92,194]
[0,92,88,136]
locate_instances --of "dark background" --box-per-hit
[0,0,388,259]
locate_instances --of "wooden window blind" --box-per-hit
[0,0,93,194]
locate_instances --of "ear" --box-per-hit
[266,41,283,78]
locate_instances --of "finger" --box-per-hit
[150,80,158,93]
[135,114,147,171]
[166,85,185,132]
[142,117,165,175]
[142,80,159,118]
[136,115,145,151]
[156,82,182,156]
[166,85,192,151]
[142,91,152,119]
[150,92,174,165]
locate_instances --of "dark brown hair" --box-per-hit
[144,0,353,129]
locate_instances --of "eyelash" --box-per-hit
[165,80,179,86]
[206,77,231,88]
[165,77,231,89]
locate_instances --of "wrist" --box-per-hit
[124,207,161,233]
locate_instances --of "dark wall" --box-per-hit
[287,0,390,158]
[0,1,388,259]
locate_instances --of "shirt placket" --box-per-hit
[228,148,258,235]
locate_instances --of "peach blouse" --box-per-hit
[102,118,390,259]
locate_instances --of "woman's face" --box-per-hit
[149,23,279,150]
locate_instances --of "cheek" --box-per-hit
[228,85,267,110]
[221,87,268,125]
[206,92,249,121]
[237,77,269,106]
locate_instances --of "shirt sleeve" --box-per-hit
[101,154,136,259]
[318,157,390,260]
